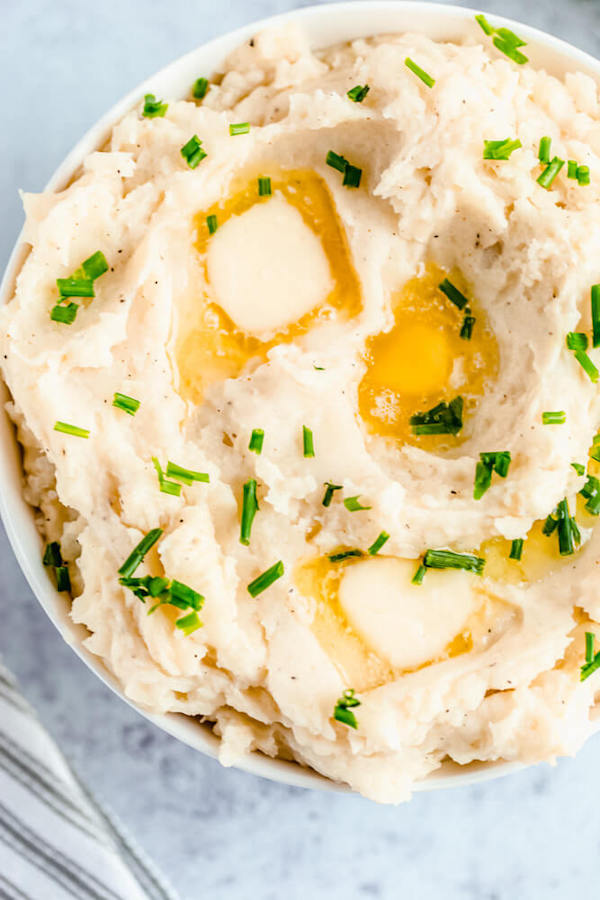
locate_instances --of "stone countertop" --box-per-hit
[2,1,600,897]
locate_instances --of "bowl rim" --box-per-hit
[1,0,598,797]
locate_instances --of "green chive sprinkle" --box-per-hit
[142,94,168,118]
[574,349,599,383]
[368,531,389,555]
[423,549,485,575]
[460,312,476,340]
[342,164,362,188]
[538,136,552,164]
[483,138,522,161]
[556,497,579,556]
[333,689,360,729]
[537,156,564,189]
[180,135,207,168]
[580,474,600,515]
[56,277,94,298]
[571,462,586,476]
[347,84,370,103]
[577,165,591,186]
[509,538,524,561]
[240,478,259,546]
[475,14,495,35]
[581,633,600,681]
[404,57,435,88]
[82,251,109,280]
[229,122,250,136]
[50,303,78,324]
[206,214,218,234]
[112,393,140,416]
[410,397,463,436]
[322,482,342,507]
[591,285,600,348]
[326,150,348,174]
[566,332,589,351]
[542,411,566,425]
[328,549,364,563]
[542,513,558,536]
[247,560,284,597]
[439,278,468,310]
[303,425,315,458]
[43,542,63,567]
[118,528,163,578]
[258,176,272,196]
[152,457,181,497]
[54,421,89,439]
[475,16,529,63]
[165,461,209,485]
[249,429,264,454]
[473,460,492,499]
[344,496,372,512]
[175,610,203,635]
[55,566,71,592]
[567,159,578,179]
[411,563,427,585]
[192,77,209,100]
[586,631,595,663]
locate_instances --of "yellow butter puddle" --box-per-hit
[174,167,361,405]
[358,263,499,449]
[295,553,512,693]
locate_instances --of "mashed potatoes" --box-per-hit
[4,21,600,802]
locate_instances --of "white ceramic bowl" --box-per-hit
[2,1,599,796]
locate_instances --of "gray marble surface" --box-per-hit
[3,1,600,897]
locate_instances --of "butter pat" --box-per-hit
[338,557,476,670]
[207,196,333,336]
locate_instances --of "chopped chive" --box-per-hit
[566,332,589,351]
[328,549,364,563]
[258,176,272,196]
[586,631,595,664]
[240,478,259,546]
[509,538,524,560]
[192,77,209,100]
[118,527,163,577]
[56,277,94,298]
[82,251,109,280]
[574,349,599,383]
[460,312,476,340]
[537,156,565,189]
[404,57,435,88]
[55,566,71,592]
[165,461,209,485]
[567,160,578,179]
[483,138,522,160]
[475,13,495,35]
[43,541,63,567]
[577,165,590,186]
[206,214,218,234]
[249,429,264,454]
[170,580,204,610]
[347,84,370,102]
[303,425,315,458]
[542,411,566,425]
[580,474,600,515]
[247,560,284,597]
[142,93,168,118]
[538,136,552,164]
[54,421,90,439]
[410,397,463,436]
[50,302,78,324]
[180,135,207,168]
[423,549,485,575]
[368,531,389,555]
[333,688,360,729]
[542,514,558,536]
[571,462,585,476]
[313,364,325,371]
[175,611,203,635]
[592,285,600,348]
[326,150,348,174]
[112,392,140,416]
[322,482,342,507]
[411,563,427,585]
[342,164,362,188]
[556,497,579,556]
[229,122,250,136]
[492,28,528,65]
[152,457,182,497]
[581,654,600,681]
[473,460,492,500]
[344,496,371,512]
[438,278,469,310]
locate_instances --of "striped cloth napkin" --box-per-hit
[0,659,178,900]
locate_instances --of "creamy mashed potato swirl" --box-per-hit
[4,23,600,802]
